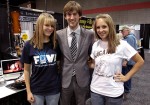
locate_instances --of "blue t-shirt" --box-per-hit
[21,41,61,95]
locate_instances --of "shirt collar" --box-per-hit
[67,25,80,36]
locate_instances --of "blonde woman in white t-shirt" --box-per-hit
[89,14,144,105]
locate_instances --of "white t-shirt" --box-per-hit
[90,39,137,97]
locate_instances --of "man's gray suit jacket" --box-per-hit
[57,27,94,88]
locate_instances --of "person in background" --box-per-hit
[90,14,144,105]
[21,13,61,105]
[116,33,123,40]
[121,26,138,98]
[56,1,94,105]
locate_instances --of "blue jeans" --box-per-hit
[31,93,60,105]
[91,92,123,105]
[122,65,133,93]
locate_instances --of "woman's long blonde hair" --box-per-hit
[30,13,56,50]
[94,14,120,54]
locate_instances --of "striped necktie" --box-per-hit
[70,32,77,61]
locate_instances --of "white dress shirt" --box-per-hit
[67,25,81,48]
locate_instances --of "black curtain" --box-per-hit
[53,13,63,30]
[0,4,10,53]
[140,24,150,49]
[116,24,119,33]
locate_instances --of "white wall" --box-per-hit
[35,0,150,24]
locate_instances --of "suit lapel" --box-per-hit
[74,27,86,61]
[63,28,73,61]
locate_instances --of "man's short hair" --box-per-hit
[120,26,130,31]
[63,1,82,17]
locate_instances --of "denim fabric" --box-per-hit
[122,65,133,93]
[31,93,60,105]
[91,92,123,105]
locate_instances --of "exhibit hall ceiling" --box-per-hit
[0,0,35,6]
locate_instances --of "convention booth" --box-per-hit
[0,4,63,57]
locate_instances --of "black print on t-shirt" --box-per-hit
[94,49,108,58]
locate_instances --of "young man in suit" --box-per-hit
[56,1,94,105]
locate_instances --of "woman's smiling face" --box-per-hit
[96,18,109,41]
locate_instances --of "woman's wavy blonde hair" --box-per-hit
[94,14,120,54]
[30,13,56,50]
